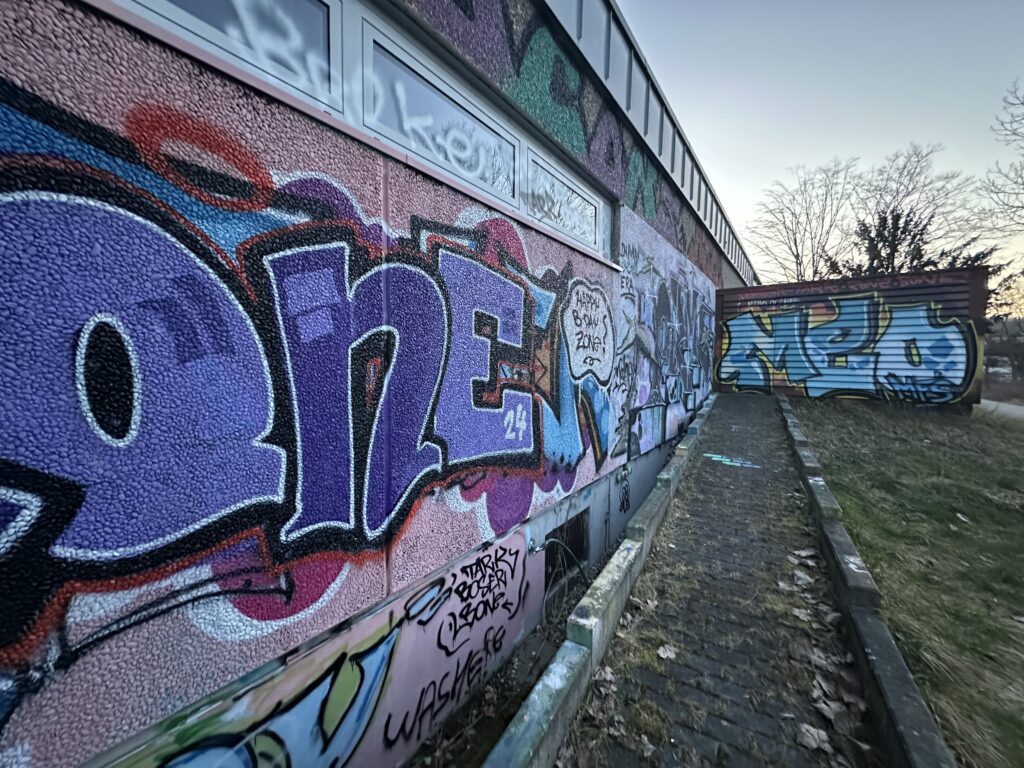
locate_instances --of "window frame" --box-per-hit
[523,149,604,251]
[91,0,620,266]
[119,0,344,112]
[362,20,521,206]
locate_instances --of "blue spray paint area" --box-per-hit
[703,453,762,469]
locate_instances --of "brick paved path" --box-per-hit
[566,394,877,767]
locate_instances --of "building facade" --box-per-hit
[0,1,755,765]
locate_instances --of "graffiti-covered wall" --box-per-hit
[400,0,727,287]
[715,269,986,404]
[0,2,715,766]
[617,209,716,456]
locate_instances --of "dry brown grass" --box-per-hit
[794,399,1024,768]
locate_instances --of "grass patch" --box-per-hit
[792,399,1024,768]
[631,698,670,742]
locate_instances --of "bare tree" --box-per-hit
[989,270,1024,330]
[984,80,1024,234]
[746,158,860,283]
[824,206,1018,324]
[749,144,1005,286]
[856,143,984,250]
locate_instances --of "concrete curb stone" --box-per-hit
[484,397,716,768]
[795,445,822,475]
[849,609,957,768]
[776,395,956,768]
[480,640,591,768]
[674,432,698,459]
[788,425,810,448]
[565,539,643,667]
[805,474,843,520]
[626,487,670,561]
[819,518,880,609]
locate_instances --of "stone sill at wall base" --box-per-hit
[776,394,957,768]
[482,395,716,768]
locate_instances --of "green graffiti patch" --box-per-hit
[625,145,658,222]
[504,28,586,156]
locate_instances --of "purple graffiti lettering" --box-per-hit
[266,245,447,543]
[0,196,282,560]
[435,249,533,463]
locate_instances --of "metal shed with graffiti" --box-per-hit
[714,268,987,405]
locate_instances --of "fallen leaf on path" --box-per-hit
[793,548,817,558]
[792,608,813,622]
[839,668,859,688]
[793,569,814,587]
[639,734,656,758]
[814,699,845,723]
[840,688,866,712]
[778,579,795,592]
[610,714,627,739]
[630,595,657,612]
[814,672,837,698]
[806,647,834,671]
[656,644,678,660]
[797,723,834,754]
[849,737,874,755]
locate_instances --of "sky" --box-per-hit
[615,0,1024,278]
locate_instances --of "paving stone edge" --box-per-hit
[482,394,717,768]
[776,394,957,768]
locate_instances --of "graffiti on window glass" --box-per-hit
[525,159,597,247]
[369,44,516,199]
[165,0,333,100]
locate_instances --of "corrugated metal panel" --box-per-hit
[713,268,987,405]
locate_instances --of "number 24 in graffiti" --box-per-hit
[503,403,529,441]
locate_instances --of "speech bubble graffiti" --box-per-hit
[563,278,614,385]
